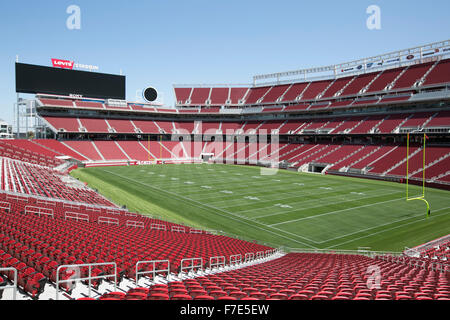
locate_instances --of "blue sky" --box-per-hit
[0,0,449,125]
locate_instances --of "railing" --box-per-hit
[255,251,264,259]
[65,211,89,222]
[135,260,170,285]
[63,202,81,210]
[150,223,166,231]
[98,216,119,226]
[244,252,255,263]
[24,205,54,218]
[126,220,144,229]
[36,198,56,207]
[171,226,185,233]
[6,193,28,202]
[229,254,242,266]
[180,258,203,274]
[0,267,17,300]
[0,189,122,215]
[209,256,226,270]
[253,40,450,85]
[285,247,403,258]
[56,262,117,300]
[0,201,11,211]
[85,206,101,213]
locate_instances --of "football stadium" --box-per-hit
[0,1,449,309]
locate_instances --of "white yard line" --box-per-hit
[327,206,450,248]
[319,206,450,244]
[251,190,403,219]
[190,181,349,206]
[102,169,318,248]
[270,197,407,227]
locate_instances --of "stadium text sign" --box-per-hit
[51,59,74,70]
[51,58,99,71]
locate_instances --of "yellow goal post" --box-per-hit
[406,133,430,218]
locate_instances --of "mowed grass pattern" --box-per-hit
[71,164,450,252]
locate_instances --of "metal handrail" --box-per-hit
[229,254,242,266]
[180,258,203,274]
[209,256,225,270]
[56,262,117,300]
[135,260,170,285]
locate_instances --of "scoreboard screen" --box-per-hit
[15,63,126,100]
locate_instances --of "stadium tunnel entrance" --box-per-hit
[309,163,328,173]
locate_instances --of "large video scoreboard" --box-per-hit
[15,63,126,100]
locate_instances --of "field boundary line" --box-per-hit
[102,169,319,248]
[270,197,406,227]
[328,207,450,249]
[251,190,403,219]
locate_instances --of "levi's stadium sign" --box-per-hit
[51,58,99,71]
[51,58,74,69]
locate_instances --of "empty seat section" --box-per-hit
[365,67,404,93]
[278,121,304,134]
[329,145,378,170]
[401,112,435,129]
[422,59,450,86]
[221,122,244,133]
[258,121,285,132]
[425,111,450,127]
[281,83,309,102]
[321,77,354,99]
[321,118,347,131]
[300,80,333,100]
[200,122,221,134]
[261,85,290,103]
[175,122,195,134]
[333,117,366,133]
[154,122,174,134]
[154,141,178,159]
[351,115,385,134]
[229,88,249,105]
[44,117,80,132]
[132,120,161,134]
[74,101,103,109]
[108,120,136,133]
[33,140,87,161]
[392,63,434,89]
[209,88,229,105]
[174,88,193,104]
[244,87,271,104]
[387,147,448,177]
[367,146,414,174]
[182,141,205,159]
[64,141,104,161]
[78,119,110,133]
[317,145,362,165]
[39,99,74,107]
[190,88,211,105]
[350,146,395,169]
[340,72,380,97]
[94,142,128,160]
[414,154,450,180]
[376,114,407,133]
[117,141,154,161]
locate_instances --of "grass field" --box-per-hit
[70,164,450,252]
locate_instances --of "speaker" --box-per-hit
[143,87,158,102]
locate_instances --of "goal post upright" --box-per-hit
[406,132,430,218]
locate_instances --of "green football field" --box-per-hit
[70,164,450,252]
